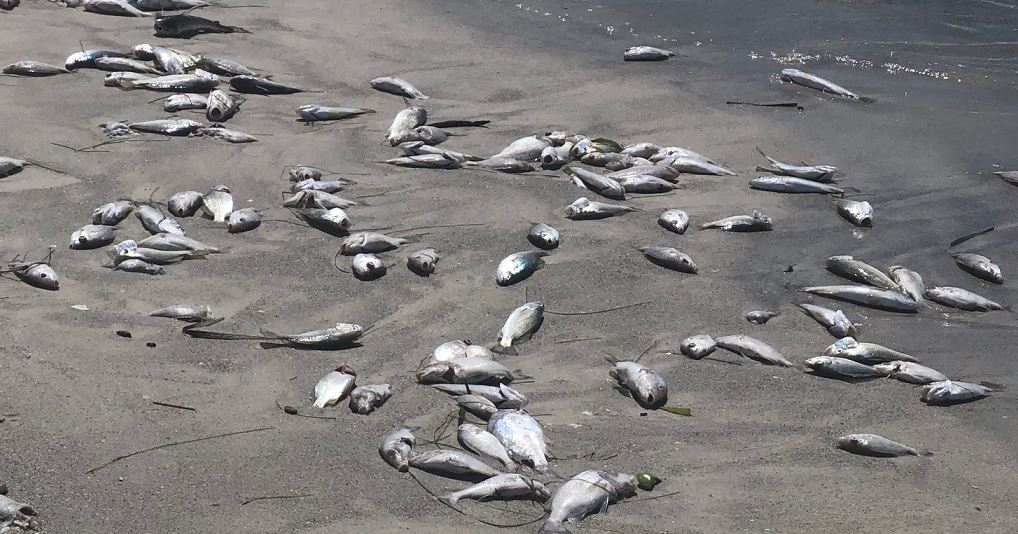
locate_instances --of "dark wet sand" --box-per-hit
[1,0,1017,532]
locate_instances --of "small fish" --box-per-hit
[464,157,534,173]
[802,285,918,313]
[825,255,899,290]
[201,185,233,222]
[370,76,429,100]
[823,337,917,364]
[836,434,930,458]
[260,323,364,349]
[496,251,548,286]
[93,56,162,74]
[458,424,515,470]
[142,45,198,74]
[296,104,375,122]
[440,473,548,506]
[352,253,386,281]
[925,286,1008,312]
[746,310,779,325]
[541,470,637,533]
[349,384,392,415]
[416,358,523,386]
[408,449,501,482]
[658,209,690,234]
[804,356,888,380]
[129,118,204,136]
[287,166,323,182]
[661,155,737,176]
[379,426,416,472]
[430,340,470,364]
[70,224,116,250]
[0,157,30,178]
[680,334,716,359]
[755,147,838,182]
[780,68,872,102]
[227,208,261,233]
[888,266,926,305]
[715,335,791,366]
[952,253,1003,284]
[137,233,219,253]
[617,174,681,194]
[495,301,544,354]
[873,361,947,385]
[992,170,1018,186]
[621,142,663,159]
[540,145,570,170]
[112,258,165,275]
[229,75,304,95]
[296,207,351,234]
[65,49,130,70]
[154,14,251,39]
[2,61,70,77]
[399,141,479,161]
[564,167,626,200]
[193,55,256,77]
[407,248,439,276]
[624,46,675,61]
[457,395,498,420]
[167,191,203,217]
[312,365,356,408]
[750,175,843,194]
[608,359,668,409]
[117,70,219,92]
[108,239,207,265]
[206,89,240,122]
[148,304,211,322]
[8,261,59,290]
[487,409,548,472]
[84,0,151,16]
[201,124,258,143]
[565,196,635,220]
[527,223,560,250]
[700,210,772,232]
[797,303,856,337]
[338,232,407,255]
[431,384,528,409]
[282,190,357,210]
[638,246,697,274]
[921,380,991,406]
[385,154,463,169]
[104,72,151,88]
[135,204,184,236]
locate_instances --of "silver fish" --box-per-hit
[112,258,164,275]
[416,358,521,386]
[296,104,374,122]
[888,266,926,305]
[780,68,871,101]
[715,335,791,366]
[822,337,917,364]
[167,190,203,217]
[145,46,197,74]
[385,106,427,144]
[148,304,211,322]
[700,210,772,232]
[802,285,918,313]
[93,56,161,74]
[607,164,681,183]
[65,49,130,70]
[351,253,386,281]
[408,449,501,482]
[825,255,899,290]
[487,409,548,472]
[129,118,204,136]
[873,361,947,385]
[379,426,416,472]
[135,204,184,236]
[407,248,439,276]
[9,261,59,290]
[798,303,856,337]
[69,224,116,250]
[117,69,219,92]
[296,208,351,234]
[206,89,240,122]
[457,395,498,420]
[661,155,737,176]
[227,208,260,233]
[312,365,356,408]
[496,251,548,286]
[496,301,544,354]
[952,253,1003,284]
[680,334,716,359]
[282,190,357,210]
[84,0,151,16]
[992,170,1018,186]
[755,148,838,182]
[290,178,349,193]
[804,356,888,380]
[750,175,843,194]
[201,185,233,222]
[103,72,150,89]
[638,246,697,274]
[338,232,407,255]
[746,310,779,324]
[398,141,479,161]
[581,152,633,169]
[287,165,323,181]
[458,424,515,469]
[494,136,553,162]
[542,470,637,533]
[540,145,571,170]
[921,380,991,406]
[617,174,682,194]
[201,125,257,143]
[564,166,625,200]
[137,233,219,253]
[565,197,636,220]
[624,46,675,61]
[0,493,37,530]
[621,142,662,159]
[194,55,255,76]
[527,223,560,250]
[0,156,32,178]
[262,323,364,349]
[836,434,929,458]
[2,60,70,76]
[925,286,1008,312]
[385,154,463,169]
[440,473,548,506]
[430,340,470,363]
[465,157,535,173]
[609,359,668,409]
[370,76,429,100]
[109,239,206,265]
[658,209,689,234]
[431,384,528,409]
[349,384,392,415]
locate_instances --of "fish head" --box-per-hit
[335,364,356,377]
[415,363,450,384]
[803,356,826,369]
[609,473,639,498]
[16,263,59,290]
[836,435,862,451]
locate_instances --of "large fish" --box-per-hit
[700,211,772,232]
[495,301,544,354]
[804,356,888,380]
[154,14,250,38]
[117,70,219,92]
[801,285,918,313]
[825,255,899,290]
[541,470,637,533]
[952,253,1003,284]
[487,410,548,472]
[2,61,69,77]
[780,68,873,102]
[439,473,548,506]
[715,335,791,366]
[921,380,991,406]
[925,286,1008,312]
[638,246,697,274]
[750,175,843,194]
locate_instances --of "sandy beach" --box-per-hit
[1,0,1017,532]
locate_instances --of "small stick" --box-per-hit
[554,336,604,344]
[545,301,651,316]
[86,426,274,474]
[274,400,335,420]
[241,494,313,506]
[152,401,196,412]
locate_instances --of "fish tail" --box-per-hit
[312,398,327,409]
[490,344,517,356]
[918,450,934,459]
[230,25,253,33]
[509,370,532,382]
[437,494,458,507]
[856,96,876,104]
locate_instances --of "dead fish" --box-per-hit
[638,246,697,274]
[312,365,356,408]
[458,424,515,469]
[801,285,918,313]
[495,301,544,354]
[132,0,211,11]
[921,380,991,406]
[386,107,427,143]
[379,426,416,472]
[408,449,501,482]
[746,310,779,324]
[2,60,69,77]
[621,142,663,159]
[117,70,219,92]
[282,190,357,210]
[164,93,209,112]
[431,384,528,409]
[205,89,240,122]
[835,199,874,227]
[440,473,548,506]
[112,258,165,275]
[65,49,130,70]
[540,145,571,170]
[8,261,59,290]
[84,0,151,16]
[680,334,716,359]
[135,204,185,236]
[925,286,1008,312]
[527,223,560,250]
[296,207,351,234]
[430,340,471,363]
[262,323,364,349]
[565,197,635,220]
[154,14,250,38]
[617,174,682,194]
[194,55,256,77]
[352,253,386,281]
[541,470,637,533]
[296,104,375,122]
[750,175,843,194]
[888,266,926,306]
[581,152,633,168]
[624,46,675,61]
[287,165,323,181]
[0,0,18,10]
[564,166,626,200]
[465,157,535,173]
[290,178,349,193]
[457,394,498,420]
[226,208,260,233]
[0,493,37,529]
[399,141,479,161]
[755,147,838,182]
[138,233,220,253]
[607,164,681,183]
[89,202,130,225]
[496,251,548,286]
[129,118,204,136]
[608,358,668,409]
[93,56,161,74]
[823,337,917,364]
[349,384,392,415]
[780,68,872,102]
[109,239,206,264]
[370,76,429,100]
[200,185,233,222]
[229,75,303,95]
[104,72,151,88]
[715,335,791,366]
[952,253,1003,284]
[149,304,211,322]
[400,125,449,146]
[487,409,548,472]
[70,224,116,250]
[0,157,30,178]
[992,170,1018,186]
[836,434,930,458]
[797,303,856,337]
[385,154,463,169]
[201,124,258,143]
[167,191,203,217]
[661,155,737,176]
[338,232,407,255]
[700,210,772,232]
[873,361,947,385]
[658,209,690,234]
[825,255,899,290]
[146,45,198,74]
[804,356,888,380]
[407,248,439,276]
[416,358,524,386]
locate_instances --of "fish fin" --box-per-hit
[490,344,517,356]
[312,398,327,409]
[509,370,532,381]
[918,450,934,459]
[230,25,253,34]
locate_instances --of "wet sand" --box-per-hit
[1,0,1017,533]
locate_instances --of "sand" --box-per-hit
[1,0,1017,532]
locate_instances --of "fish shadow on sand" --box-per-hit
[258,340,364,351]
[804,371,886,384]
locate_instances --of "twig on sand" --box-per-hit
[554,336,605,344]
[275,400,335,420]
[241,494,313,506]
[152,401,196,412]
[86,426,274,474]
[545,301,651,316]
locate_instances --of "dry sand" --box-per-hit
[1,0,1017,532]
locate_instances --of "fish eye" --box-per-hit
[40,273,47,278]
